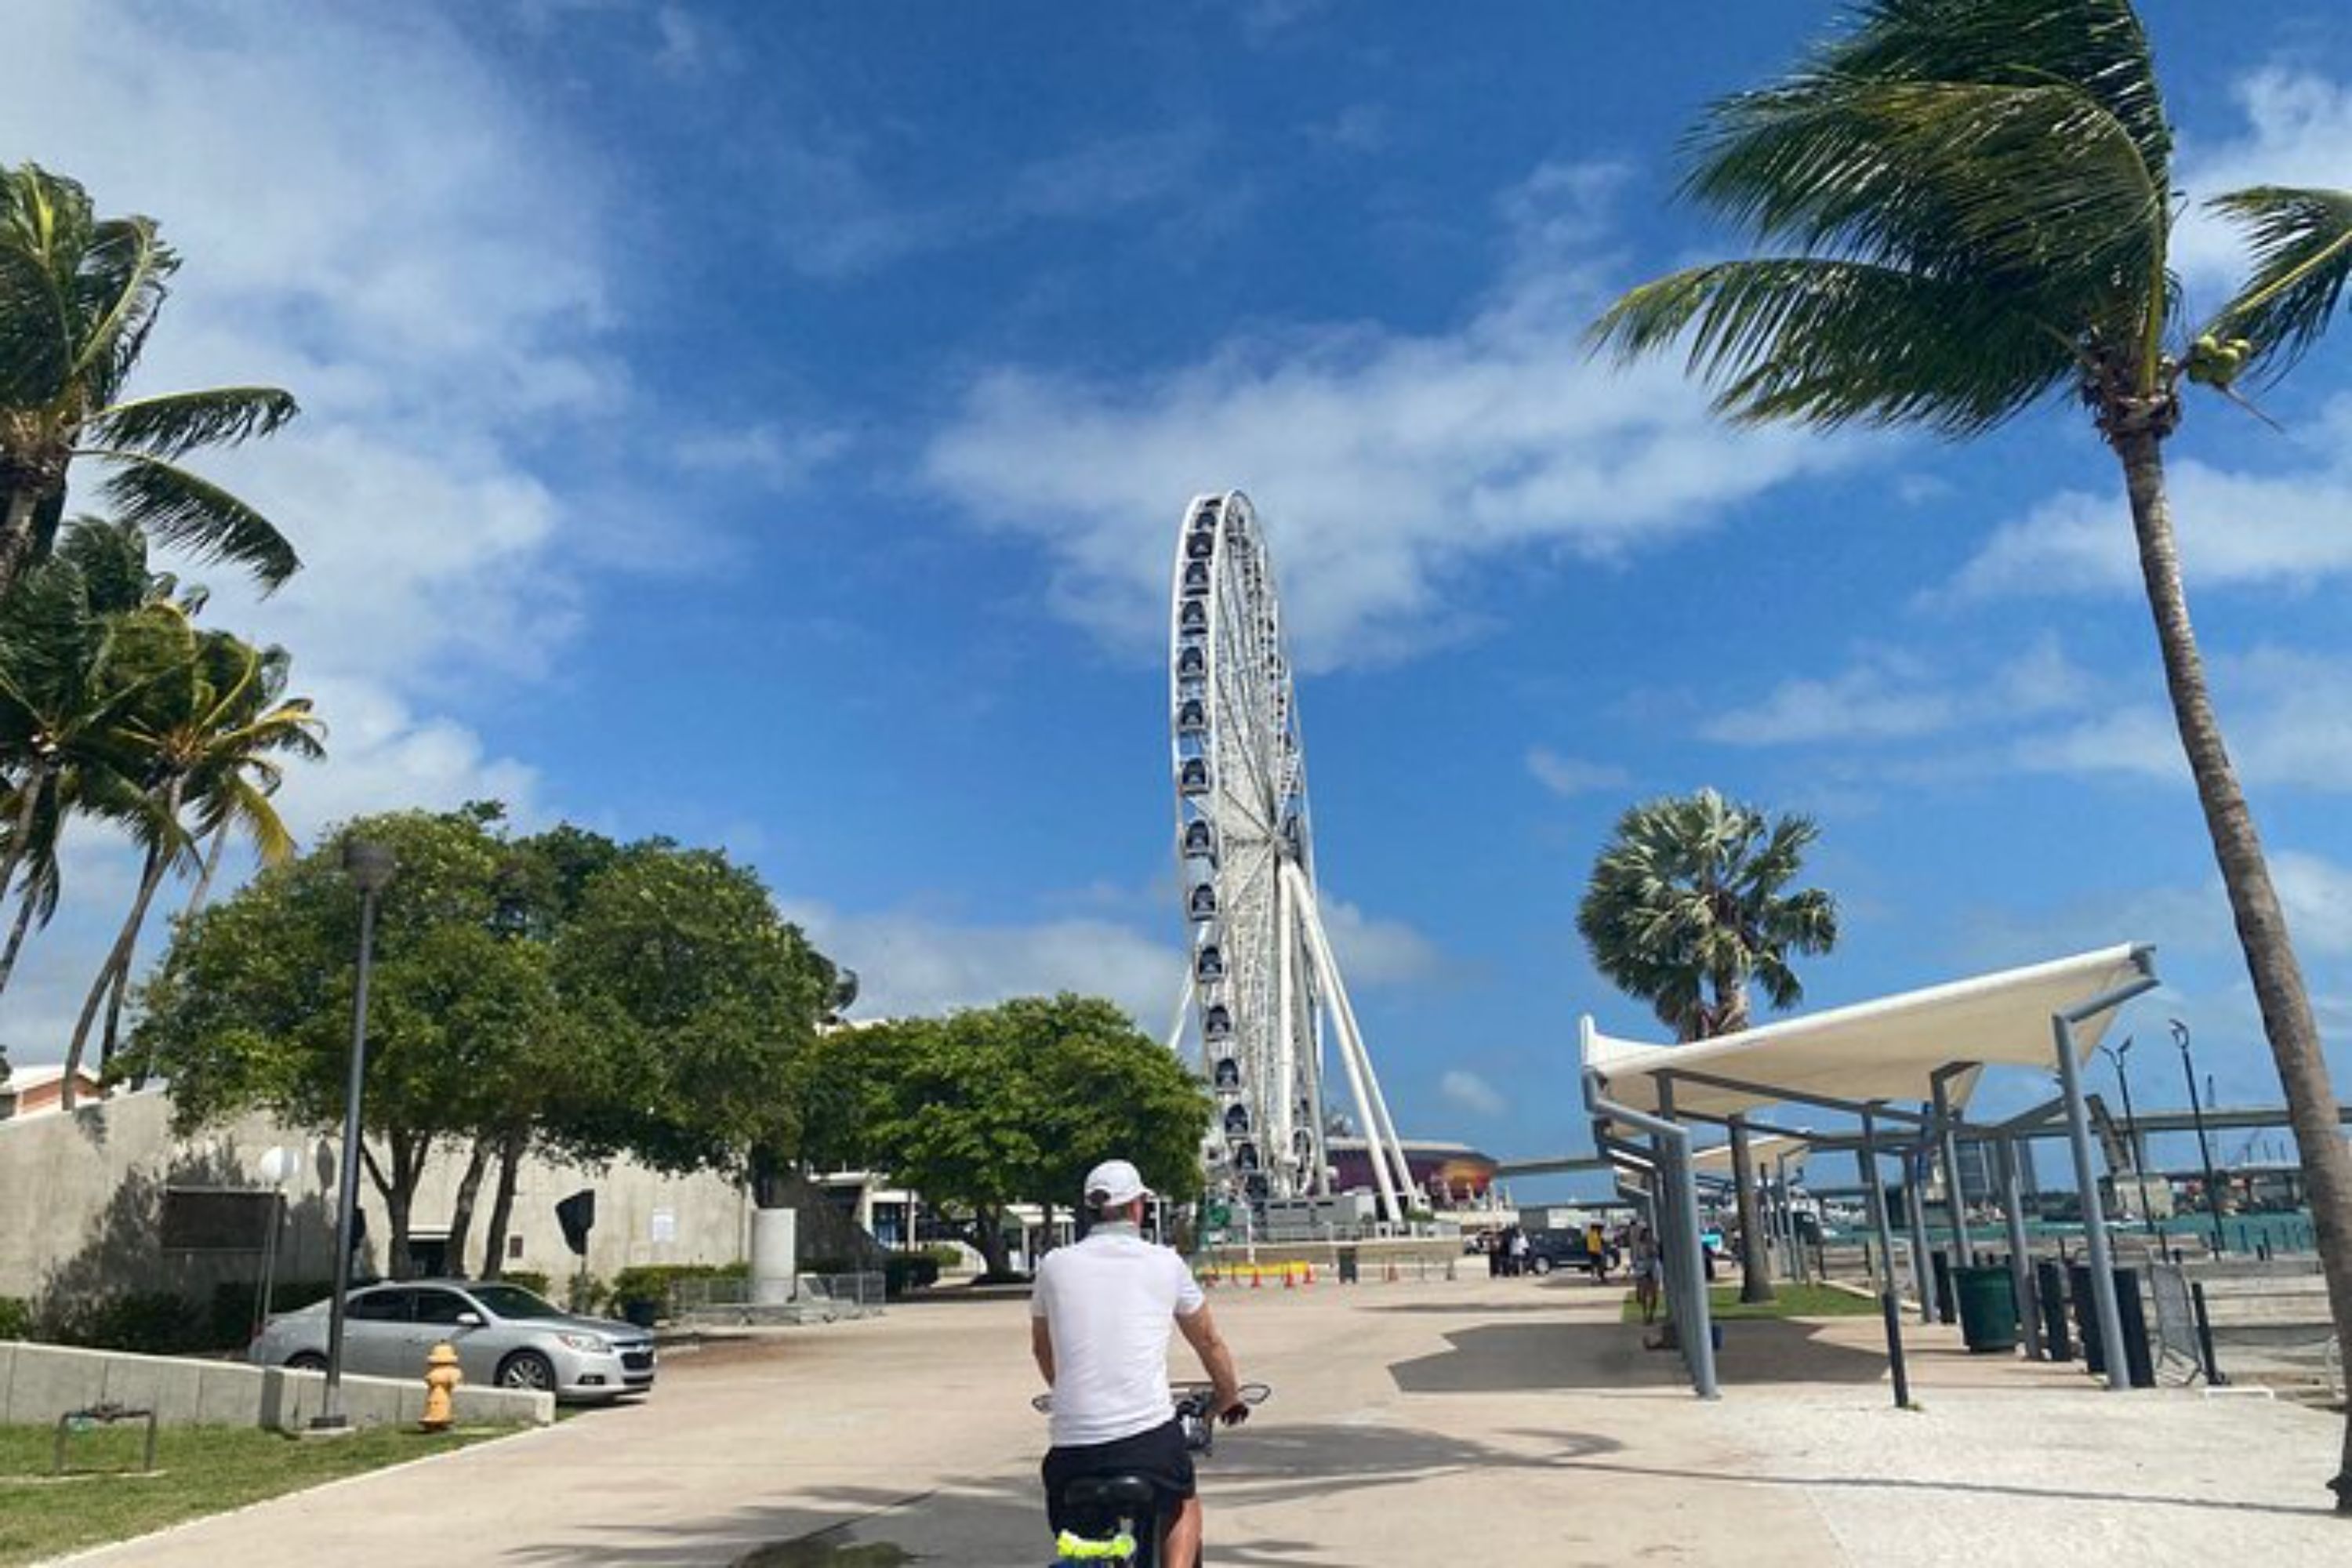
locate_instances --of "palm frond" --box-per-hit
[1590,258,2076,434]
[82,450,300,589]
[2206,186,2352,375]
[67,216,174,388]
[0,238,71,405]
[87,387,299,461]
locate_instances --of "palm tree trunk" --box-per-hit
[0,764,49,922]
[58,818,176,1110]
[1729,1119,1774,1305]
[0,877,41,1003]
[182,825,231,918]
[98,948,135,1077]
[0,488,42,605]
[2114,429,2352,1508]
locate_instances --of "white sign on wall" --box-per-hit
[650,1208,677,1243]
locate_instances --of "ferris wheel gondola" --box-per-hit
[1167,492,1417,1220]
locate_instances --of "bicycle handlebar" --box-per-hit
[1031,1381,1271,1415]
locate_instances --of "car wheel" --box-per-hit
[496,1350,557,1393]
[1531,1256,1554,1276]
[286,1352,328,1373]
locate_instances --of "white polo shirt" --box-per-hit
[1031,1223,1206,1448]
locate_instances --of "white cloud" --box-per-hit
[674,423,851,492]
[2020,647,2352,793]
[2172,69,2352,292]
[1945,445,2352,602]
[924,162,1857,670]
[1704,636,2100,747]
[1526,749,1632,798]
[780,887,1446,1030]
[0,1,615,832]
[1439,1069,1506,1118]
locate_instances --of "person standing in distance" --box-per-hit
[1032,1160,1247,1567]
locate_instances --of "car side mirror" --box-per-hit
[455,1312,483,1328]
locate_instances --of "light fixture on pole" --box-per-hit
[2171,1018,2227,1257]
[310,837,394,1434]
[2096,1036,2158,1236]
[252,1145,292,1342]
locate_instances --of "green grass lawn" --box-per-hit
[0,1421,515,1566]
[1620,1282,1880,1324]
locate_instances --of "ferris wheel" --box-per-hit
[1169,492,1417,1221]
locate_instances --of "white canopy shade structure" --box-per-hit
[1690,1133,1810,1174]
[1579,942,2162,1403]
[1584,943,2151,1121]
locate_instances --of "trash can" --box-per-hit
[1953,1265,2018,1353]
[2067,1262,2105,1375]
[2067,1264,2157,1387]
[1930,1249,1957,1325]
[2035,1259,2071,1361]
[1337,1246,1359,1285]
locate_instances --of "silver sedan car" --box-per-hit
[251,1279,656,1401]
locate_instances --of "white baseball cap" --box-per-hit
[1083,1159,1153,1208]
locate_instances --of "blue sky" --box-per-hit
[5,2,2352,1193]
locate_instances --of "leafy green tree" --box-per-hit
[548,843,840,1207]
[1579,788,1836,1301]
[129,809,568,1276]
[1590,5,2352,1476]
[822,996,1211,1276]
[0,164,299,601]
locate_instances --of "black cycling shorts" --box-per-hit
[1042,1418,1196,1535]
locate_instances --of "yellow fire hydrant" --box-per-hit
[420,1341,463,1432]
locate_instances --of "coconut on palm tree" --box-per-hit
[1579,787,1838,1302]
[0,163,299,603]
[1590,0,2352,1504]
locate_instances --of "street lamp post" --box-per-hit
[310,837,395,1433]
[2097,1036,2158,1236]
[2171,1018,2227,1258]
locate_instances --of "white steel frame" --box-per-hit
[1169,492,1416,1221]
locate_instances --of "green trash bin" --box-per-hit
[1954,1265,2018,1354]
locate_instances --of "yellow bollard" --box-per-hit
[420,1341,463,1432]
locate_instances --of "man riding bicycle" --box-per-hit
[1030,1159,1247,1568]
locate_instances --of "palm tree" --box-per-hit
[0,163,299,603]
[1580,789,1837,1304]
[1589,0,2352,1504]
[0,520,197,1000]
[56,612,320,1105]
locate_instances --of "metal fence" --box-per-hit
[669,1271,885,1316]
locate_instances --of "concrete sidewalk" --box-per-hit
[60,1276,2350,1566]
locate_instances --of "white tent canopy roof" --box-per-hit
[1584,943,2154,1123]
[1690,1133,1810,1174]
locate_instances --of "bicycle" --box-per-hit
[1032,1380,1270,1566]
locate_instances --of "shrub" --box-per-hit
[208,1279,336,1348]
[44,1291,212,1355]
[499,1270,553,1300]
[0,1297,30,1340]
[609,1262,749,1318]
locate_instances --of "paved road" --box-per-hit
[64,1275,2350,1566]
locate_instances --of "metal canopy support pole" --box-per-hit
[1861,1109,1908,1406]
[1903,1146,1936,1325]
[2000,1137,2042,1359]
[1653,1076,1719,1397]
[2056,1011,2129,1391]
[1584,1047,1716,1399]
[1933,1071,1973,1268]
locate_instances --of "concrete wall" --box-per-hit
[0,1340,552,1430]
[0,1089,752,1307]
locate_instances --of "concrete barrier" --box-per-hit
[0,1340,552,1430]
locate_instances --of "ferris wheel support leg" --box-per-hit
[1274,866,1301,1185]
[1287,867,1410,1225]
[1165,970,1196,1057]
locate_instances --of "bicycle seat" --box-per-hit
[1063,1475,1156,1513]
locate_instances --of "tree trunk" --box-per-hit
[0,762,49,928]
[480,1129,528,1279]
[58,815,176,1109]
[973,1205,1011,1276]
[0,488,43,606]
[1730,1118,1774,1305]
[2114,428,2352,1509]
[444,1140,495,1279]
[182,825,231,918]
[98,950,135,1078]
[0,880,40,1003]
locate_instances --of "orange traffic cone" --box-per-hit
[1283,1269,1296,1290]
[1304,1265,1316,1286]
[1250,1269,1261,1290]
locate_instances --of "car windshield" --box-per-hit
[465,1283,561,1320]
